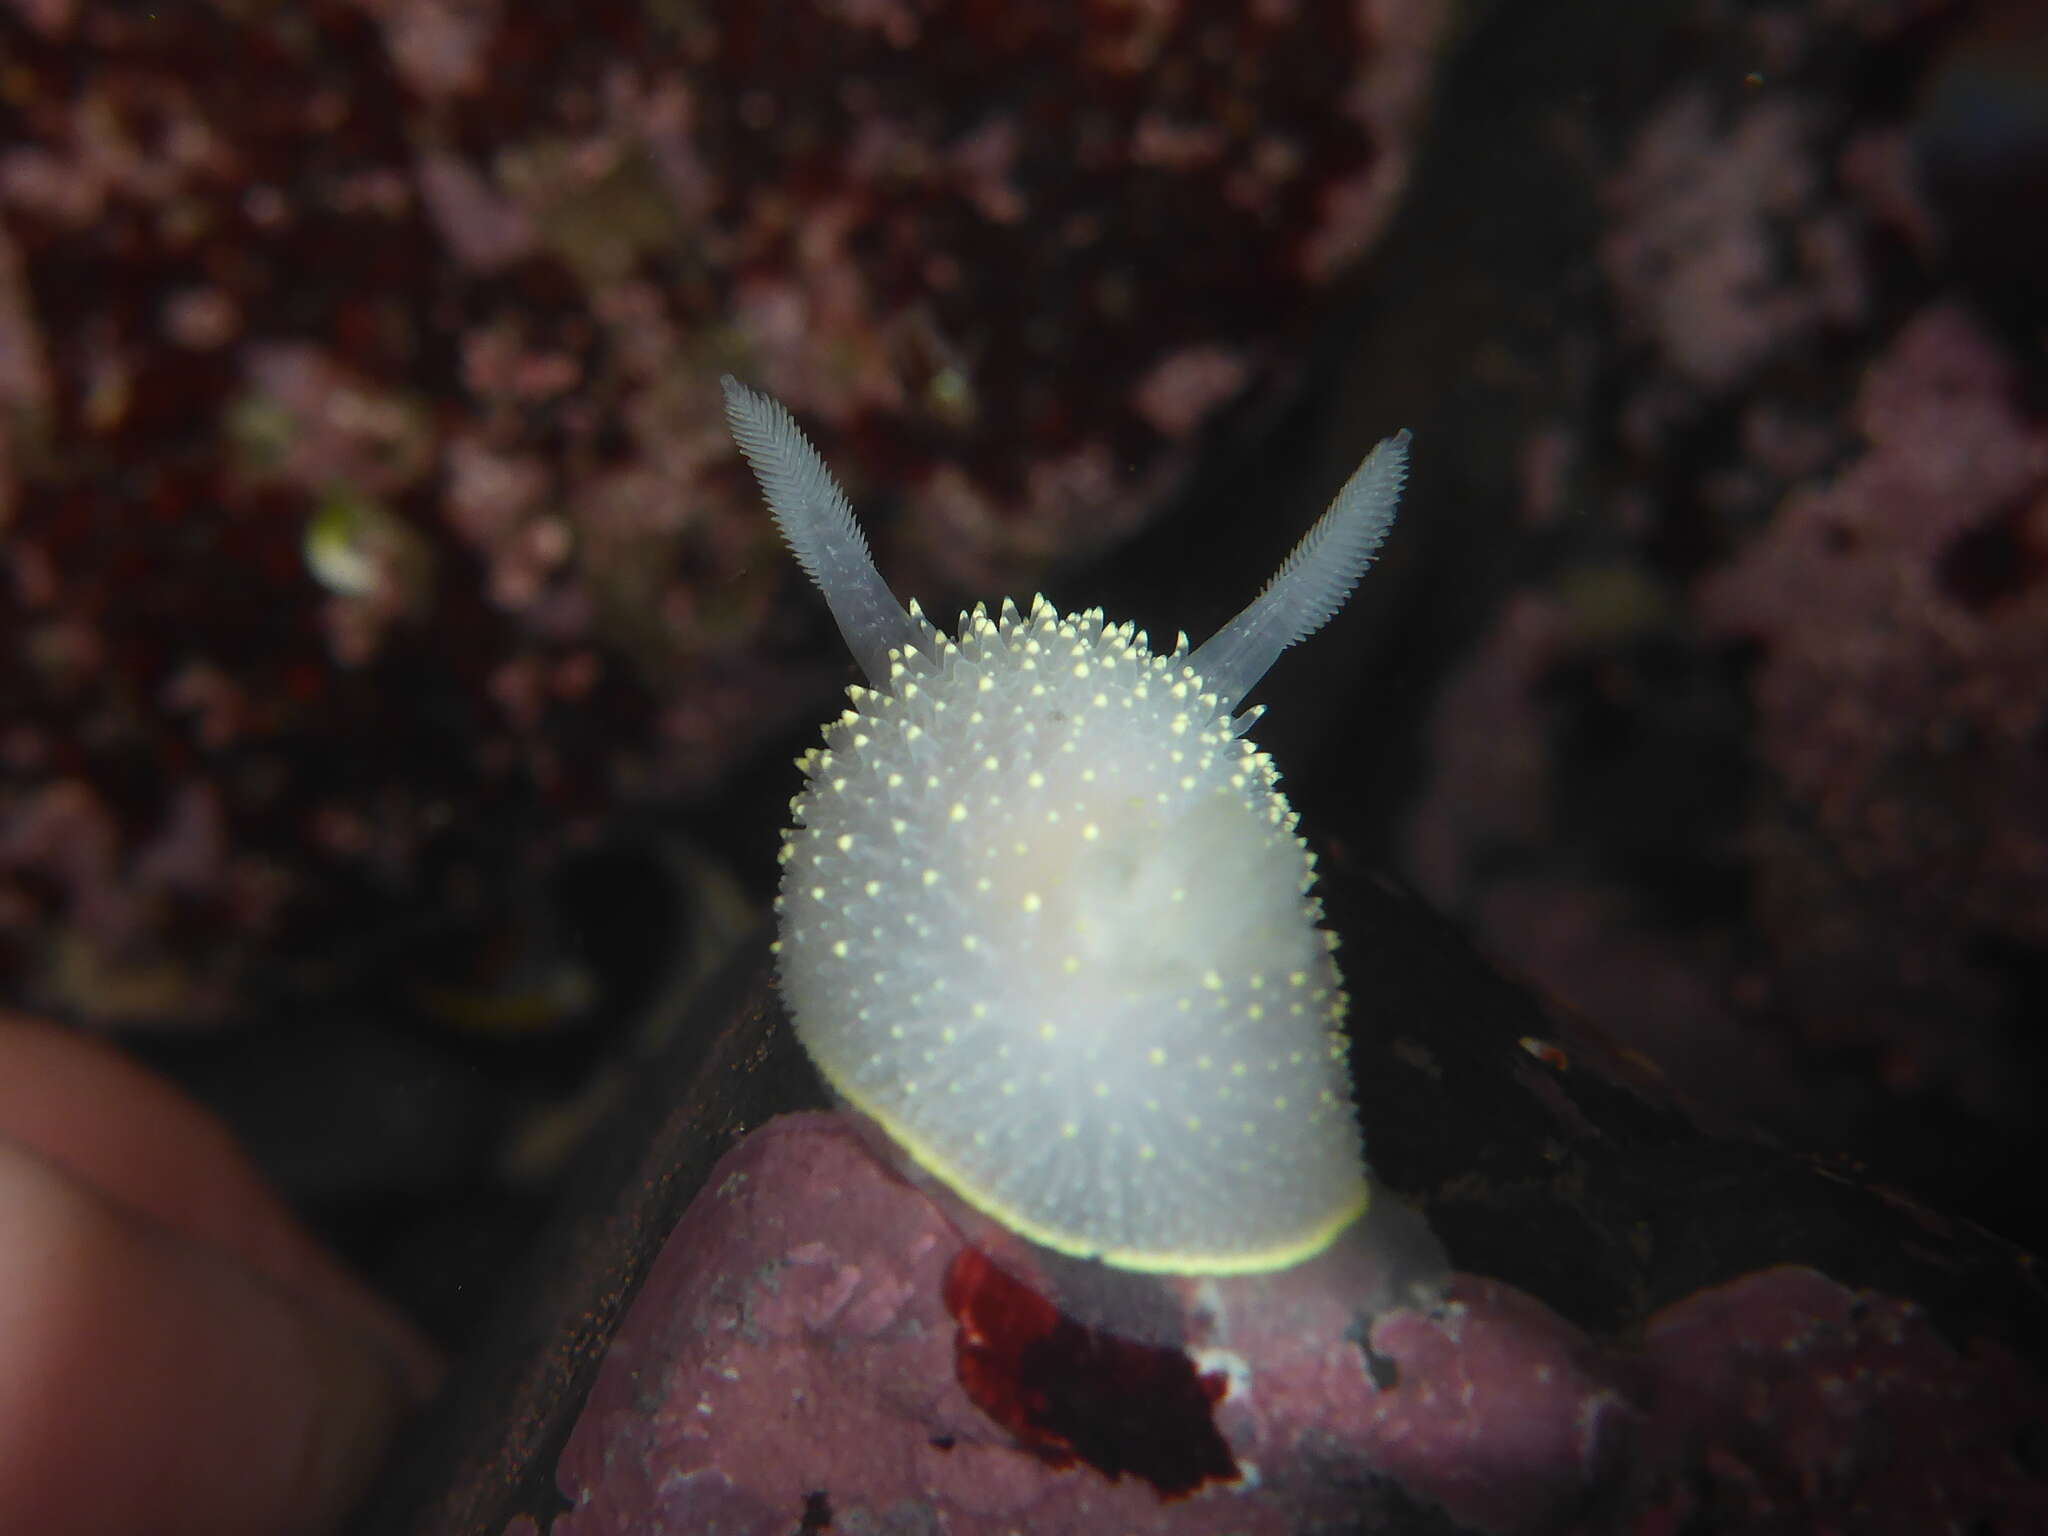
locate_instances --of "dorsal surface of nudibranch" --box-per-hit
[724,376,1409,1278]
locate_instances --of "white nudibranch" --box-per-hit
[724,375,1409,1279]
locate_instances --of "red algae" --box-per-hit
[944,1246,1238,1499]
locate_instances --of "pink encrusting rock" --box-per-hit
[1621,1266,2048,1535]
[539,1118,1030,1530]
[539,1113,1505,1534]
[545,1113,1399,1536]
[547,1113,966,1534]
[536,1113,2048,1536]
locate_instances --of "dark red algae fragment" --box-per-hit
[944,1246,1237,1499]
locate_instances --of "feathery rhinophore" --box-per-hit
[721,375,934,681]
[1188,428,1409,710]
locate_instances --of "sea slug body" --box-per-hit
[724,376,1409,1278]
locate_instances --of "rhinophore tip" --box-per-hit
[720,375,934,681]
[1188,428,1409,710]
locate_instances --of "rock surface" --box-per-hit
[533,1113,2047,1535]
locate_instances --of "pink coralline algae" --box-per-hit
[538,1114,1615,1536]
[1601,89,1866,394]
[1698,303,2048,1122]
[1622,1266,2048,1535]
[527,1114,2047,1536]
[1698,303,2048,927]
[1399,0,2048,1200]
[543,1113,1305,1536]
[0,0,1449,1027]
